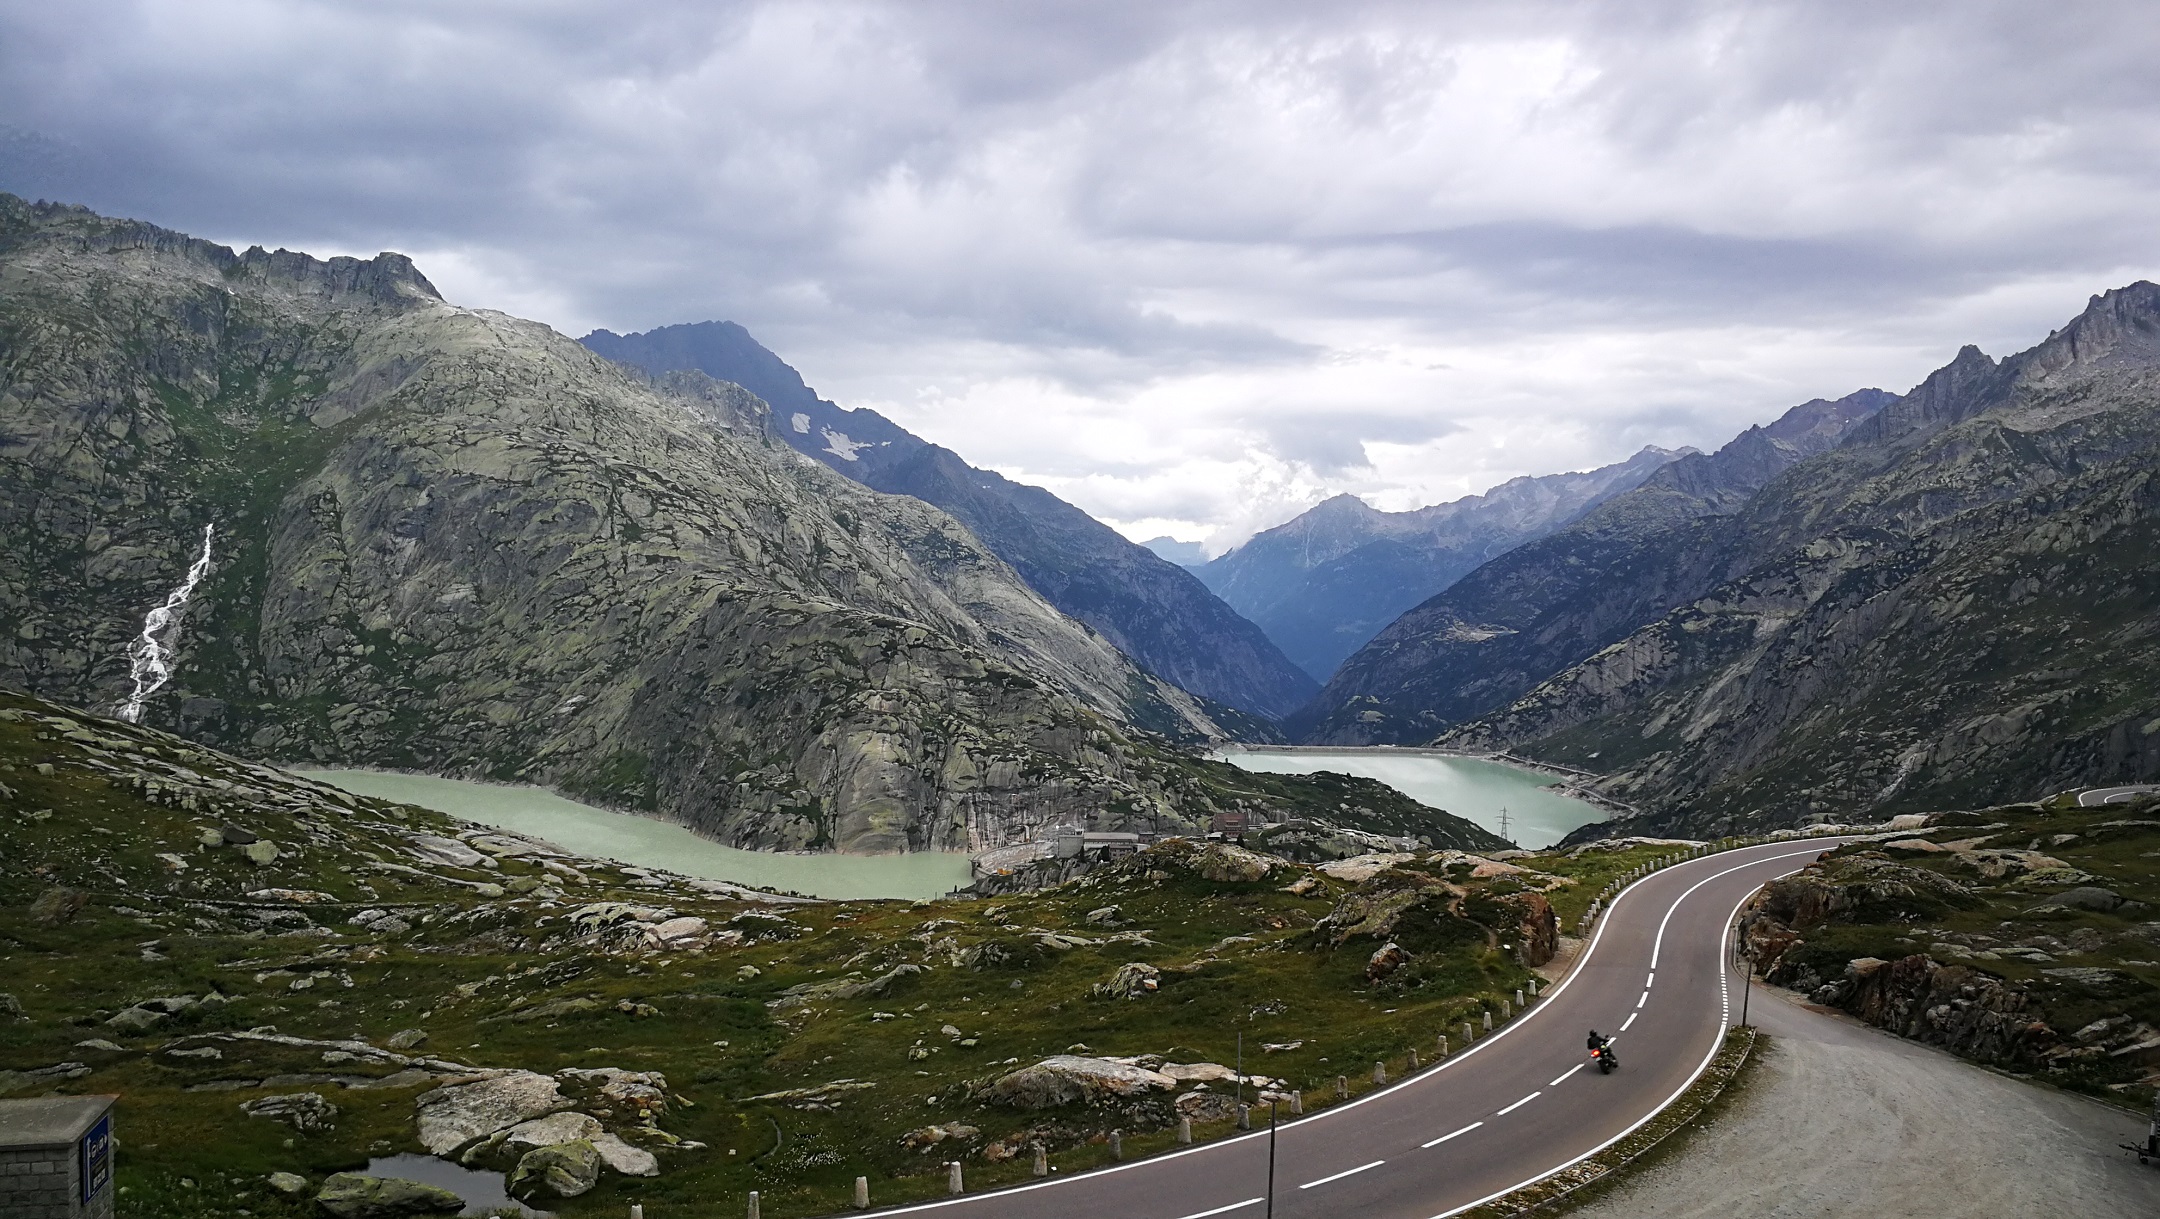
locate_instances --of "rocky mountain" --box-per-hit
[580,321,1318,722]
[1197,446,1688,682]
[0,195,1383,856]
[1316,286,2160,836]
[1295,388,1895,746]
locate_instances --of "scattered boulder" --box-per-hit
[103,1006,167,1033]
[1091,963,1161,1000]
[313,1173,464,1218]
[1084,906,1123,926]
[241,1092,338,1133]
[407,835,490,869]
[384,1028,429,1051]
[415,1071,567,1154]
[2029,886,2126,913]
[591,1131,660,1177]
[1367,941,1411,981]
[770,963,924,1008]
[508,1140,603,1199]
[265,1171,309,1196]
[240,840,282,865]
[558,1067,671,1119]
[503,1111,603,1151]
[2040,967,2141,994]
[1159,1062,1239,1083]
[0,993,22,1021]
[981,1055,1176,1110]
[901,1123,981,1151]
[28,888,86,926]
[1319,853,1416,883]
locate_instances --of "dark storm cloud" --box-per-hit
[3,1,2156,541]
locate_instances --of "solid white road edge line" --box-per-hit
[1174,1199,1263,1219]
[1424,842,1842,1219]
[1496,1091,1542,1116]
[1550,1064,1583,1087]
[1422,1122,1483,1148]
[1300,1160,1385,1189]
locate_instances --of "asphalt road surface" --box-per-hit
[882,838,1849,1219]
[2078,785,2160,808]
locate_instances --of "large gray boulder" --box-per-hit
[313,1173,463,1218]
[508,1139,603,1199]
[241,1091,338,1133]
[415,1071,566,1154]
[982,1055,1176,1109]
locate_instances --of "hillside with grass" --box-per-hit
[0,688,1658,1218]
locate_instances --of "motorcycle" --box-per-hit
[1591,1043,1618,1074]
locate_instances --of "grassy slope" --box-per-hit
[0,689,1562,1219]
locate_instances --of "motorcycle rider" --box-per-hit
[1587,1029,1616,1068]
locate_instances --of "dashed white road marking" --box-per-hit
[1645,972,1655,988]
[1423,1122,1483,1148]
[1550,1064,1584,1087]
[1300,1160,1385,1189]
[1174,1200,1262,1219]
[1496,1091,1542,1116]
[1621,1011,1638,1032]
[1636,992,1648,1008]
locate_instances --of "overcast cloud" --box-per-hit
[5,0,2158,550]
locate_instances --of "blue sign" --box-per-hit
[80,1114,112,1203]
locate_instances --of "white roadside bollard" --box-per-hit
[948,1161,964,1195]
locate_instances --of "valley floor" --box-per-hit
[1567,983,2159,1218]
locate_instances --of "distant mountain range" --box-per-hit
[1298,387,1896,745]
[1196,446,1690,682]
[582,322,1318,724]
[1303,286,2160,832]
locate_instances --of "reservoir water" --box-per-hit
[297,770,974,901]
[1218,748,1605,849]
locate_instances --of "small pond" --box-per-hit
[296,770,974,901]
[1217,747,1606,849]
[356,1153,545,1217]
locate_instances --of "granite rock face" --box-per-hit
[1299,388,1893,745]
[0,195,1276,855]
[1437,287,2160,834]
[1199,445,1688,683]
[1309,285,2160,835]
[581,321,1317,723]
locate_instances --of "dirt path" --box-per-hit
[1567,983,2160,1218]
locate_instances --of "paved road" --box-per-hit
[2078,784,2160,808]
[883,839,1849,1219]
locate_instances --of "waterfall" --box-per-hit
[117,523,216,725]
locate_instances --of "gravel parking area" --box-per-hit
[1567,983,2160,1218]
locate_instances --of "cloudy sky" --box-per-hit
[5,1,2157,551]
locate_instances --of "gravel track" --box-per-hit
[1567,983,2160,1218]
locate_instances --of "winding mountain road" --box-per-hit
[881,838,1851,1219]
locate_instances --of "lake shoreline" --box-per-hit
[290,766,975,901]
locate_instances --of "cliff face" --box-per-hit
[1196,446,1688,683]
[1296,389,1893,745]
[0,195,1256,853]
[1446,285,2160,834]
[580,322,1318,724]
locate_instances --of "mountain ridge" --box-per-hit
[1198,445,1691,682]
[581,321,1319,723]
[0,194,1306,856]
[1428,284,2160,834]
[1293,387,1896,743]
